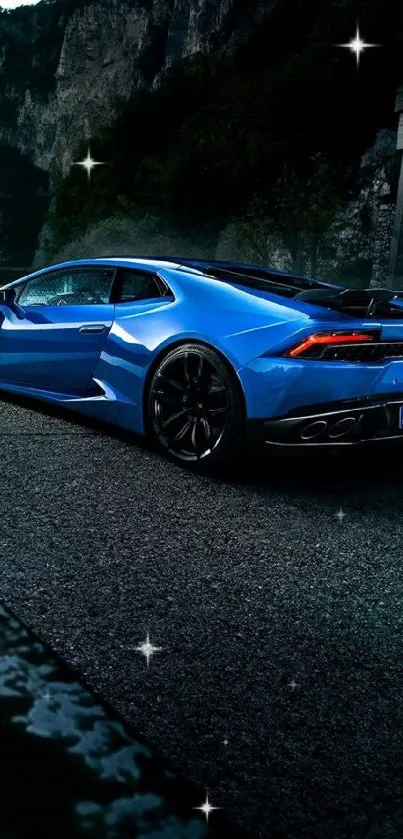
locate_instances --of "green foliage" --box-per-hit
[47,211,215,266]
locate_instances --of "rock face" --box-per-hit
[0,0,400,283]
[320,129,400,288]
[216,129,401,287]
[0,0,274,188]
[0,0,279,268]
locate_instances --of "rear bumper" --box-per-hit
[246,393,403,451]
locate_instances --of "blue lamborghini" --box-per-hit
[1,255,403,469]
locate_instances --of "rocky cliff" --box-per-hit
[0,0,401,282]
[0,0,276,186]
[0,0,284,271]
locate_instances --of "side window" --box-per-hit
[17,269,115,307]
[119,269,163,303]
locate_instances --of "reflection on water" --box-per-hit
[0,606,242,839]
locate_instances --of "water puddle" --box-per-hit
[0,605,246,838]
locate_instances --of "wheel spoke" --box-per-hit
[200,358,215,394]
[191,417,198,451]
[200,416,212,443]
[207,382,226,395]
[183,352,191,386]
[169,417,193,443]
[162,408,191,429]
[155,389,178,408]
[191,417,206,459]
[158,374,186,393]
[207,405,227,416]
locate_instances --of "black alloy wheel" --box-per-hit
[147,343,244,468]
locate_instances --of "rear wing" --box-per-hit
[198,264,337,298]
[294,287,403,319]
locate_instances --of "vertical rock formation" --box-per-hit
[1,0,275,187]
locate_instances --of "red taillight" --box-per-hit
[285,332,375,358]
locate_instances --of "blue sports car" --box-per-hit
[1,255,403,469]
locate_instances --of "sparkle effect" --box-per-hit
[73,146,105,181]
[335,507,346,522]
[135,633,163,668]
[337,24,379,68]
[289,680,298,691]
[193,793,221,823]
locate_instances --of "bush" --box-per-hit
[48,213,217,265]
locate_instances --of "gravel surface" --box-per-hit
[1,393,403,838]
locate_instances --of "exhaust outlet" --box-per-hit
[300,420,328,441]
[328,416,362,440]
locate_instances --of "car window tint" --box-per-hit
[17,269,115,306]
[119,269,162,302]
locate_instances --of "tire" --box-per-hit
[146,343,245,470]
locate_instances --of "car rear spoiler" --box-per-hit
[294,287,403,318]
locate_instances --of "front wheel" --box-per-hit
[147,343,245,469]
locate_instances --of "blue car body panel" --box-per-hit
[0,256,403,445]
[0,302,114,391]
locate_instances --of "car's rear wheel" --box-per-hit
[147,343,245,470]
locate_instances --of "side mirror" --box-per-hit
[0,288,17,305]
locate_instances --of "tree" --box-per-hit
[270,154,345,275]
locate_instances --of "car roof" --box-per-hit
[0,257,193,290]
[91,257,186,270]
[92,256,291,276]
[0,256,302,287]
[0,256,339,300]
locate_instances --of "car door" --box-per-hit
[0,266,116,392]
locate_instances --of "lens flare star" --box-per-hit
[335,507,346,522]
[193,793,221,823]
[336,23,380,68]
[135,633,163,668]
[73,146,105,181]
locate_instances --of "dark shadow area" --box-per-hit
[0,604,250,839]
[220,443,403,492]
[1,389,402,509]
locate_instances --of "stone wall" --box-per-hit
[216,129,402,288]
[370,201,396,288]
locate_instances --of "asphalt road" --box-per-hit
[1,394,403,838]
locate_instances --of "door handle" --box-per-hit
[79,324,107,334]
